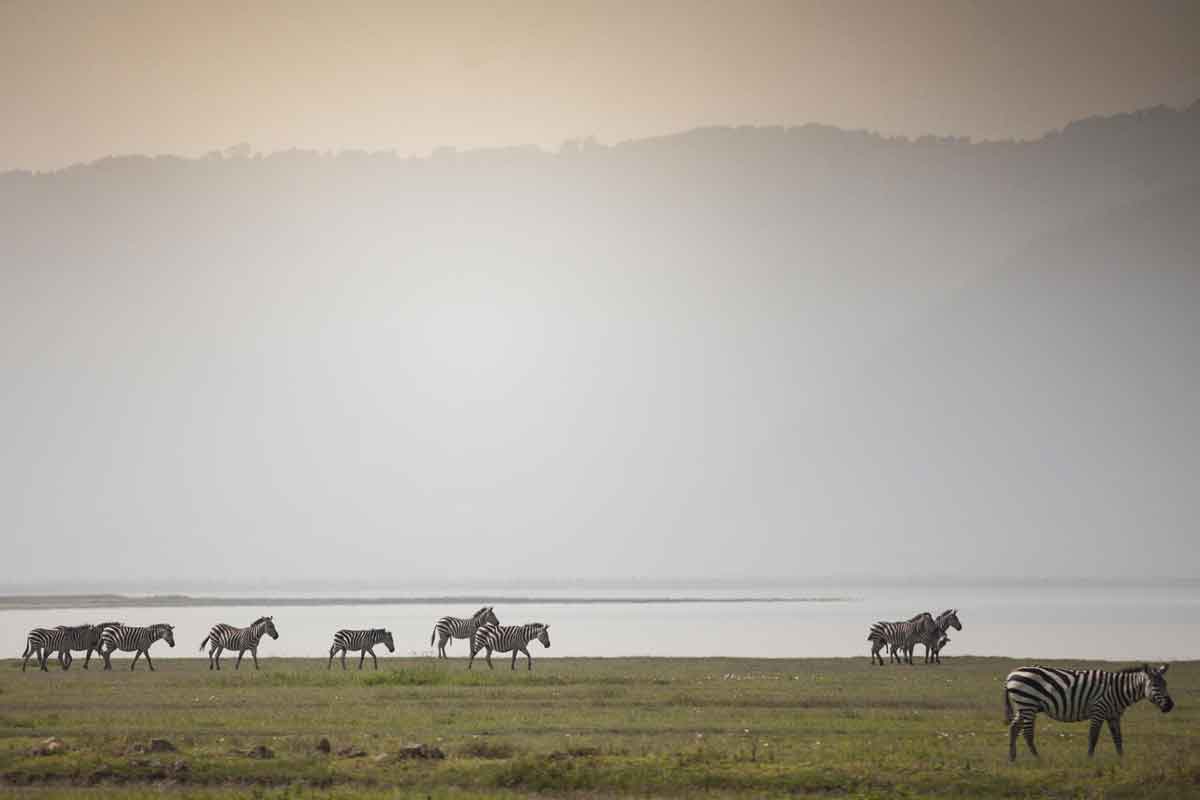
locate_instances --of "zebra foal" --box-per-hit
[199,616,279,670]
[328,628,395,670]
[1005,663,1174,760]
[468,622,551,671]
[97,624,176,671]
[430,606,498,658]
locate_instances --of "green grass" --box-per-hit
[1,657,1197,797]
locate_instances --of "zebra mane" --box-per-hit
[96,621,123,630]
[472,606,491,619]
[55,624,92,633]
[1119,664,1151,674]
[905,612,931,623]
[250,616,272,627]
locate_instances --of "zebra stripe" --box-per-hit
[97,624,176,671]
[20,623,121,672]
[328,628,395,670]
[21,628,59,673]
[867,612,934,665]
[468,622,551,671]
[199,616,279,671]
[1005,663,1174,760]
[430,607,499,658]
[911,609,962,664]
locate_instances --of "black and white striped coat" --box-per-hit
[20,623,121,672]
[867,612,934,665]
[328,628,395,670]
[97,624,176,671]
[21,628,62,672]
[911,609,962,664]
[1005,664,1174,760]
[199,616,279,670]
[431,606,498,658]
[468,622,551,671]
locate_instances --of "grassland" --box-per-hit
[0,657,1196,798]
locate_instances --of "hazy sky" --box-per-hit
[2,0,1199,172]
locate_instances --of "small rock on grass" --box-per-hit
[337,746,368,758]
[397,743,445,760]
[149,738,176,753]
[30,737,66,756]
[316,737,332,754]
[246,745,274,759]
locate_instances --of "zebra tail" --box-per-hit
[199,635,210,652]
[430,629,436,646]
[1003,688,1014,725]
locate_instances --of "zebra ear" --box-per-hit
[1159,664,1170,674]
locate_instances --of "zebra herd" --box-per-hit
[20,607,553,673]
[15,606,1178,759]
[867,608,961,665]
[431,606,552,671]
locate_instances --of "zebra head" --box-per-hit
[535,624,551,649]
[938,609,962,632]
[156,624,176,647]
[1144,664,1174,713]
[254,616,279,640]
[380,629,395,653]
[476,606,500,626]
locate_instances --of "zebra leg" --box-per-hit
[341,650,347,670]
[358,649,366,670]
[214,647,224,670]
[144,650,156,671]
[61,651,72,670]
[130,650,142,671]
[328,646,336,669]
[251,647,260,670]
[523,646,533,671]
[38,649,50,672]
[368,647,378,670]
[485,647,494,670]
[1021,712,1039,758]
[1107,716,1123,757]
[21,644,35,672]
[1087,717,1104,757]
[235,650,245,670]
[511,650,518,670]
[83,647,93,669]
[467,645,477,670]
[101,647,113,671]
[1008,715,1022,761]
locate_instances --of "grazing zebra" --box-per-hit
[327,628,395,670]
[97,624,176,671]
[1005,664,1174,760]
[912,609,962,664]
[467,622,551,671]
[867,612,934,665]
[21,628,61,672]
[56,622,123,670]
[430,606,499,658]
[199,616,279,670]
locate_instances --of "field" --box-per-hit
[0,656,1196,798]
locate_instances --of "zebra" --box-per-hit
[55,622,123,670]
[1005,663,1174,760]
[21,628,63,672]
[430,606,499,658]
[930,633,951,661]
[97,623,176,671]
[327,628,395,670]
[199,616,279,670]
[867,612,934,665]
[468,622,551,671]
[911,609,962,664]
